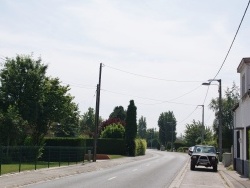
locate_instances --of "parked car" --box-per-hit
[188,146,194,155]
[189,145,218,172]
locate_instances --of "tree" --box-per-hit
[0,55,79,145]
[100,118,125,133]
[184,120,213,146]
[109,106,126,121]
[0,106,27,146]
[146,128,158,148]
[100,123,125,138]
[79,107,95,137]
[138,116,147,139]
[209,83,239,149]
[125,100,137,156]
[158,111,176,149]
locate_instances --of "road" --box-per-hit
[24,150,189,188]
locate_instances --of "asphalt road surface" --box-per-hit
[24,150,189,188]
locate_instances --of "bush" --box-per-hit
[134,139,147,156]
[100,123,125,139]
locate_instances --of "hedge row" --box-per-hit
[44,137,126,155]
[134,139,147,156]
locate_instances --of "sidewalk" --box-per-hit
[0,153,153,188]
[219,163,250,188]
[169,161,250,188]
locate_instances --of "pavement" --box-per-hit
[219,164,250,188]
[0,152,250,188]
[169,161,250,188]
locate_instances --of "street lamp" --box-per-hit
[202,79,222,161]
[197,105,204,144]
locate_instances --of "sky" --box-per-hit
[0,0,249,136]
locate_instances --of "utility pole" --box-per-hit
[218,79,222,162]
[93,63,102,162]
[198,105,204,143]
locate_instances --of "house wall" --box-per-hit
[234,58,250,178]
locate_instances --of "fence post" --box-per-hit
[19,146,22,173]
[0,146,2,176]
[34,146,37,170]
[59,147,61,167]
[48,146,50,168]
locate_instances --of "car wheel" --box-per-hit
[213,164,217,172]
[190,162,195,170]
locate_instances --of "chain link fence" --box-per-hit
[0,146,92,176]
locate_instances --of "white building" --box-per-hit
[233,57,250,177]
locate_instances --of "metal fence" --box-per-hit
[0,146,92,176]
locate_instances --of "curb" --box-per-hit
[168,159,189,188]
[219,169,235,188]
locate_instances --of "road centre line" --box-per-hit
[108,176,117,181]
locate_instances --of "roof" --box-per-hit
[237,57,250,73]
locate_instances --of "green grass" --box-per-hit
[0,161,78,175]
[108,155,124,159]
[0,156,124,175]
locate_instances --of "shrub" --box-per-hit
[100,123,125,139]
[134,139,147,156]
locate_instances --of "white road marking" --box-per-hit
[108,177,117,181]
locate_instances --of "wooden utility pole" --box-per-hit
[93,63,102,162]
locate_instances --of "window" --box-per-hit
[237,131,240,158]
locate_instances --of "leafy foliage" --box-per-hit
[79,107,95,137]
[0,106,28,146]
[138,116,147,139]
[209,83,239,149]
[100,123,125,139]
[125,100,137,156]
[158,111,176,148]
[100,118,125,132]
[184,120,213,146]
[0,55,79,145]
[109,106,126,121]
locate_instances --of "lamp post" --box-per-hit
[198,105,204,144]
[202,79,222,161]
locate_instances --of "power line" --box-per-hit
[213,0,250,79]
[102,88,197,106]
[104,64,203,83]
[202,1,250,106]
[178,106,199,124]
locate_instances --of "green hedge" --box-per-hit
[44,138,126,155]
[96,138,126,155]
[44,137,86,147]
[134,139,147,156]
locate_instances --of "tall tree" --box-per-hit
[125,100,137,156]
[209,83,239,149]
[184,120,213,146]
[0,55,79,145]
[109,106,126,121]
[158,111,176,149]
[79,107,95,137]
[138,116,147,139]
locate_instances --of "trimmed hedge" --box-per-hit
[96,138,126,155]
[134,139,147,156]
[44,137,126,155]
